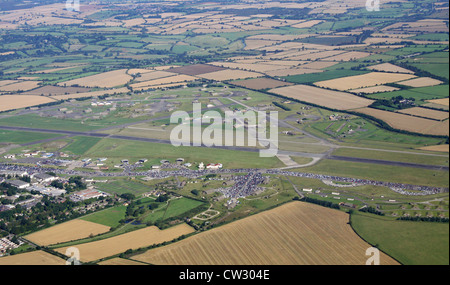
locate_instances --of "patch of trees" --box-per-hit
[272,101,291,111]
[300,196,340,210]
[396,216,449,223]
[359,206,385,216]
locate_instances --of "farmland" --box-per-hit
[0,0,448,269]
[130,202,399,265]
[24,219,111,247]
[55,223,195,263]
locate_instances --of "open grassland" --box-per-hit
[0,129,60,144]
[24,219,111,246]
[0,250,65,265]
[314,72,416,91]
[295,159,449,188]
[0,95,56,112]
[84,139,283,169]
[351,212,449,265]
[62,136,102,155]
[56,223,195,263]
[270,84,374,110]
[355,107,449,136]
[80,205,127,228]
[57,69,132,88]
[397,107,449,121]
[131,202,399,265]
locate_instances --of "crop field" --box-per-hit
[130,74,198,90]
[314,72,417,91]
[355,107,449,136]
[168,64,227,76]
[418,144,449,153]
[0,80,41,92]
[56,223,195,263]
[57,69,133,88]
[24,219,111,247]
[350,85,400,94]
[366,63,415,74]
[0,250,65,265]
[0,95,56,112]
[427,98,449,106]
[133,71,178,82]
[231,78,293,90]
[397,77,444,88]
[269,84,374,110]
[397,107,449,121]
[130,202,399,265]
[197,69,263,81]
[50,87,129,100]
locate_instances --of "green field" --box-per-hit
[283,69,370,84]
[143,197,205,224]
[351,212,449,265]
[295,159,449,188]
[0,129,60,144]
[81,205,127,228]
[95,180,152,196]
[62,136,102,155]
[83,138,284,169]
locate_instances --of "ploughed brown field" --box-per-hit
[131,202,399,265]
[269,84,374,110]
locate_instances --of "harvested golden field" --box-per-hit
[315,72,417,91]
[0,80,19,87]
[98,258,146,265]
[209,62,285,73]
[130,74,197,90]
[0,95,56,112]
[350,85,400,94]
[0,250,65,265]
[0,80,41,92]
[270,84,374,110]
[131,202,399,265]
[427,98,449,106]
[355,107,449,136]
[265,68,323,77]
[133,70,177,82]
[292,20,324,29]
[418,144,449,153]
[397,77,444,88]
[56,224,194,263]
[50,87,129,100]
[198,69,263,81]
[231,78,293,90]
[322,51,371,62]
[367,63,415,74]
[58,69,133,88]
[398,107,449,121]
[24,219,111,246]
